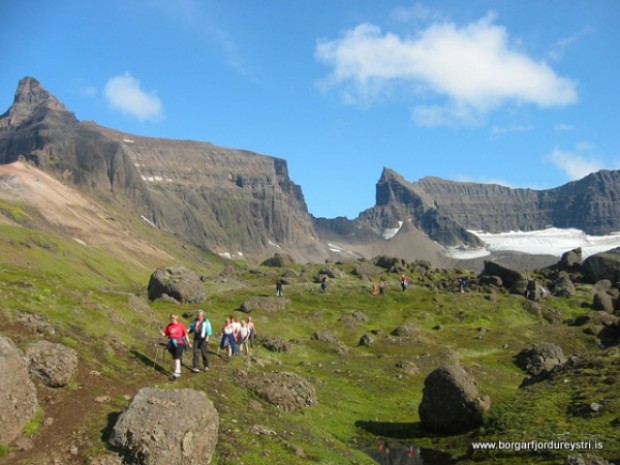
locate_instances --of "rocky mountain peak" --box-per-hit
[0,77,72,128]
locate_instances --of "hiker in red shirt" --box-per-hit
[160,314,190,379]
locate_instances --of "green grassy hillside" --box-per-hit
[0,205,618,465]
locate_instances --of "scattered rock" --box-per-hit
[359,334,375,346]
[88,453,124,465]
[0,336,38,445]
[239,296,289,313]
[14,311,56,335]
[396,360,419,376]
[418,363,491,434]
[238,371,316,412]
[592,290,615,313]
[109,387,219,465]
[553,272,577,297]
[515,342,565,376]
[390,321,419,338]
[26,340,78,387]
[311,331,340,344]
[147,265,207,303]
[564,453,613,465]
[261,336,288,352]
[250,424,277,436]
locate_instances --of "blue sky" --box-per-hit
[1,1,619,219]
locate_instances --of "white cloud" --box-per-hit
[554,123,574,132]
[491,123,534,136]
[315,13,578,126]
[104,73,163,121]
[545,145,606,179]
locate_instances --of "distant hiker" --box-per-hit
[525,279,536,299]
[276,278,284,297]
[379,281,385,295]
[188,310,212,372]
[219,317,237,361]
[160,314,190,379]
[400,274,409,292]
[459,277,468,293]
[371,283,379,296]
[247,317,257,347]
[320,275,329,293]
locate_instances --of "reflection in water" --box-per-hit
[368,440,423,465]
[364,439,457,465]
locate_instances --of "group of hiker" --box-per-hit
[160,310,256,379]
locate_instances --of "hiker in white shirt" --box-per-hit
[238,319,250,355]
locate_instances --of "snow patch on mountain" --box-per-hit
[445,228,620,260]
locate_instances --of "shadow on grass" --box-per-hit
[130,348,168,376]
[100,411,122,444]
[355,420,459,465]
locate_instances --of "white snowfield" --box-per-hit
[444,228,620,260]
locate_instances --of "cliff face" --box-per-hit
[0,77,322,261]
[414,172,620,235]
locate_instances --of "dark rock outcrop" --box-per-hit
[109,387,218,465]
[418,363,490,434]
[26,340,78,387]
[0,336,38,445]
[479,261,526,289]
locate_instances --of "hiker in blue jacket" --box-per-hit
[188,310,212,372]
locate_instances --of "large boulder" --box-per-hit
[147,265,207,303]
[238,371,316,412]
[26,340,78,387]
[418,363,490,434]
[581,248,620,283]
[109,387,219,465]
[260,253,295,268]
[479,261,526,289]
[0,336,38,445]
[515,342,565,376]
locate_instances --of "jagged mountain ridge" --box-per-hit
[1,77,618,265]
